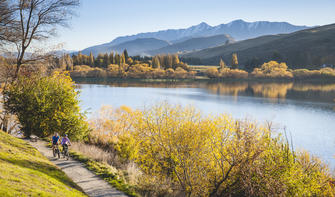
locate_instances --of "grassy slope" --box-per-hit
[0,131,86,197]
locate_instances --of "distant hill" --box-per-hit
[147,34,235,55]
[109,20,308,45]
[77,19,309,56]
[182,24,335,69]
[81,38,170,56]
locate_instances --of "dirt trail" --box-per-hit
[29,140,127,197]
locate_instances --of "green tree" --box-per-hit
[123,49,129,60]
[231,53,239,69]
[4,72,90,140]
[103,53,110,67]
[109,52,114,64]
[115,53,120,65]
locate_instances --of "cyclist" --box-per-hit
[51,132,60,154]
[61,134,71,158]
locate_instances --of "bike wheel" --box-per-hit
[57,150,60,159]
[53,149,56,157]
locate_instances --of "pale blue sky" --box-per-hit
[55,0,335,51]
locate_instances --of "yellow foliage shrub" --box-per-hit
[251,61,293,78]
[88,104,335,196]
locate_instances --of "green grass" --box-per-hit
[0,131,86,197]
[189,65,218,71]
[69,151,138,197]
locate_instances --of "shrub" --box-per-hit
[206,67,220,78]
[4,72,90,140]
[251,61,293,78]
[88,104,334,196]
[206,67,248,79]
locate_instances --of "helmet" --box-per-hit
[64,134,68,137]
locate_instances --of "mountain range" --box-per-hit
[182,24,335,68]
[78,20,309,56]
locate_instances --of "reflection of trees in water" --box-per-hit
[251,83,293,99]
[206,82,248,97]
[75,78,335,102]
[292,83,335,92]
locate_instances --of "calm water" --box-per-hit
[76,80,335,167]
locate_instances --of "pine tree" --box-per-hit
[115,53,120,65]
[89,52,95,67]
[231,53,239,69]
[104,53,110,67]
[109,52,114,64]
[123,49,129,60]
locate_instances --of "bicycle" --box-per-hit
[62,144,70,160]
[53,144,60,159]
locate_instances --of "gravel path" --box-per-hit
[29,140,127,197]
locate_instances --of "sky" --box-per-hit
[53,0,335,51]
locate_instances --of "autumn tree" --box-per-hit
[165,54,173,69]
[172,54,180,68]
[231,53,239,69]
[57,54,73,71]
[0,0,15,45]
[89,52,95,67]
[4,72,90,139]
[152,57,160,69]
[219,59,226,71]
[2,0,80,78]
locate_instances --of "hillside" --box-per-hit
[0,131,86,197]
[147,34,235,55]
[81,38,170,56]
[109,20,308,45]
[182,23,335,69]
[78,19,309,56]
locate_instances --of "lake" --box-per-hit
[76,79,335,168]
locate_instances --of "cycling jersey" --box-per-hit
[52,136,60,145]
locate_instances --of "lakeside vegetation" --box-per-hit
[84,104,334,196]
[2,71,335,196]
[1,1,335,196]
[44,50,335,81]
[0,131,86,196]
[69,51,196,79]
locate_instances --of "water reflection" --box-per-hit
[75,78,335,104]
[75,79,335,167]
[250,83,293,99]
